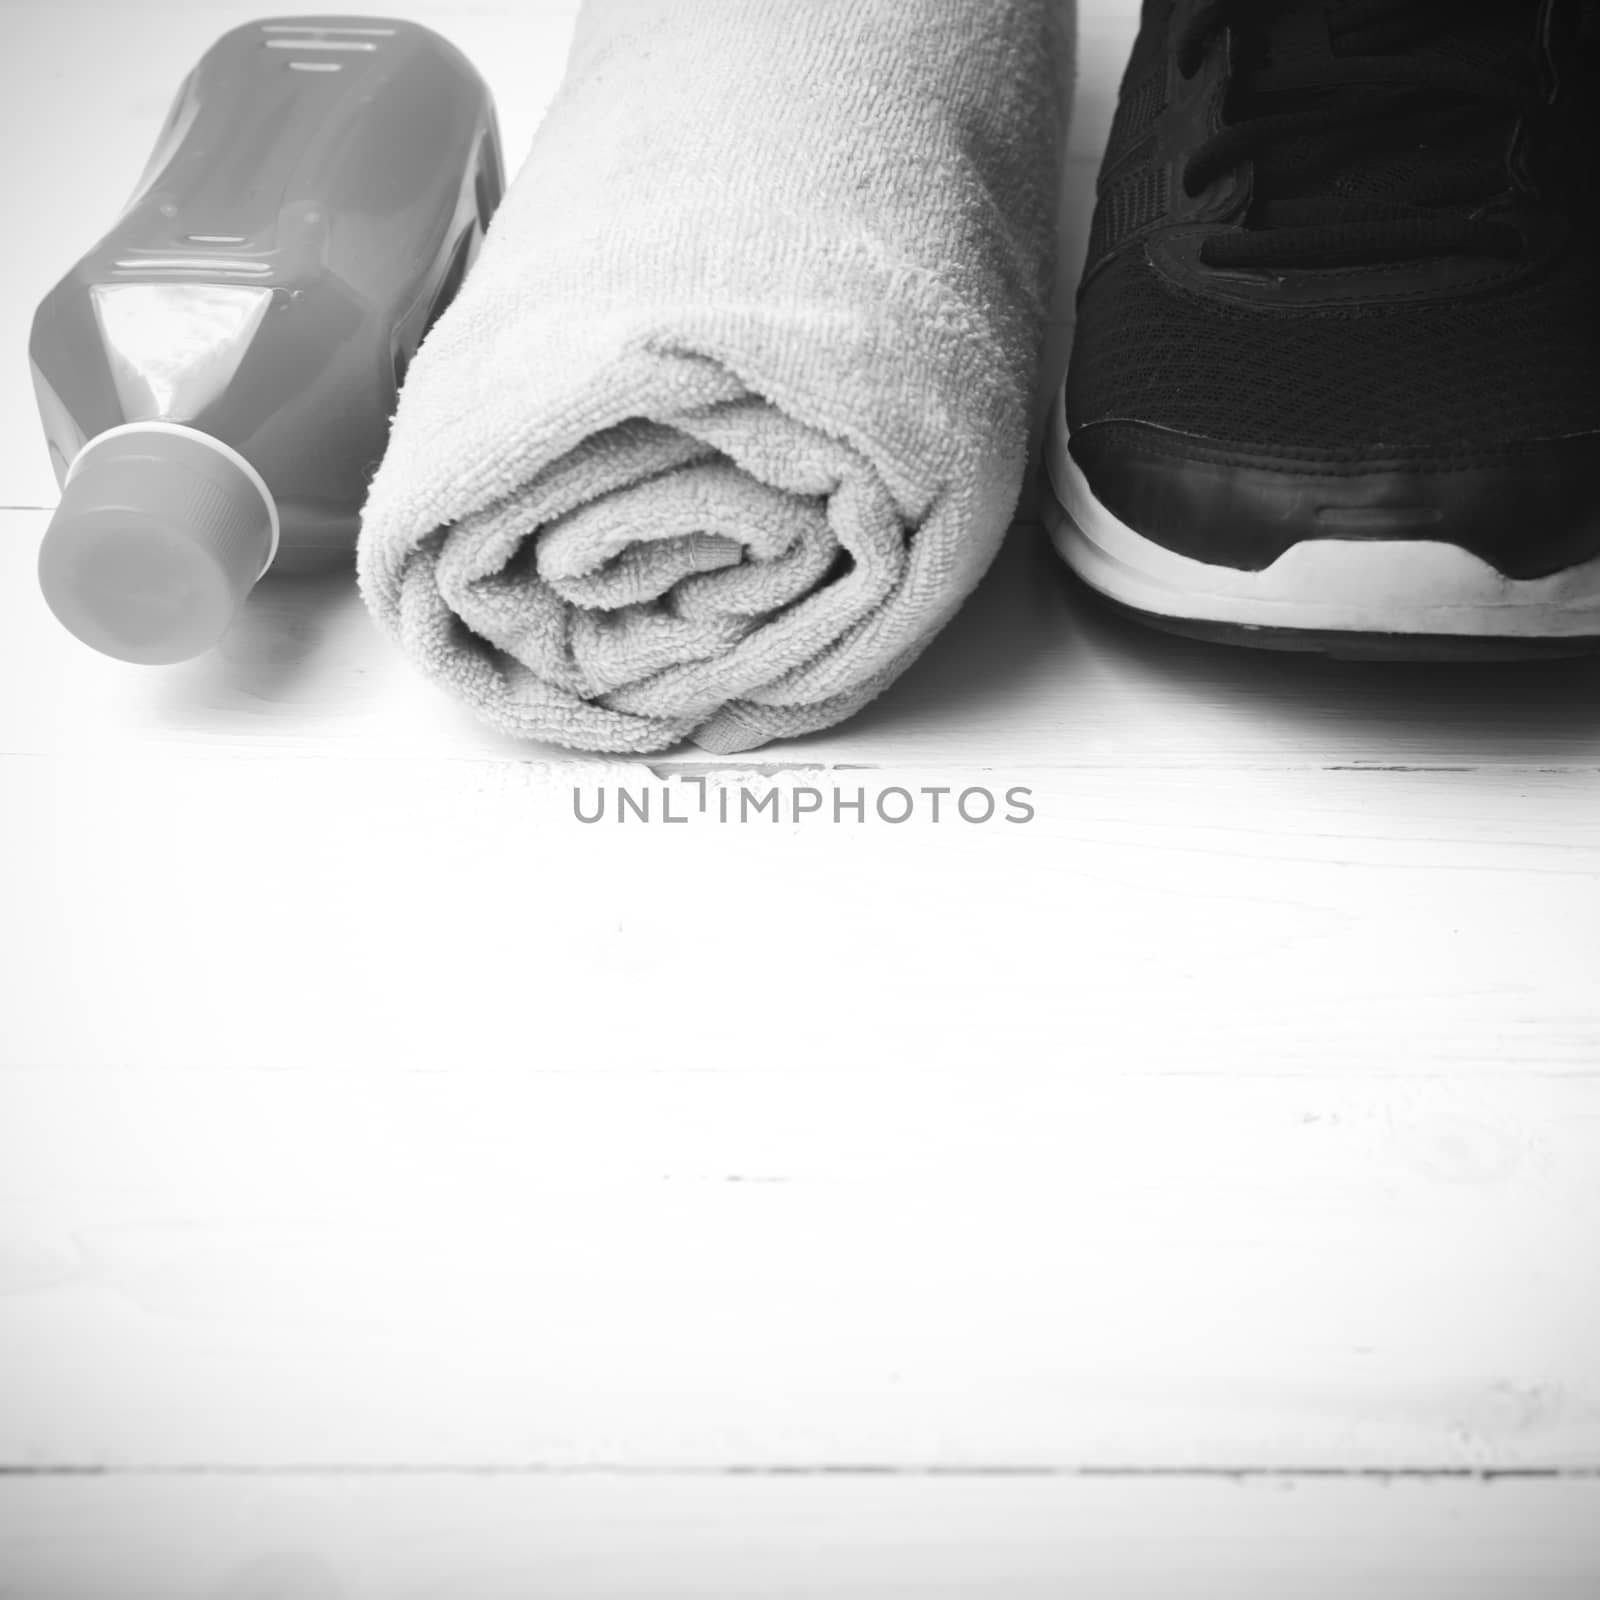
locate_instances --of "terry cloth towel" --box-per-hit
[357,0,1070,755]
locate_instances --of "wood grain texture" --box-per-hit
[4,750,1600,1073]
[2,1065,1599,1469]
[4,1476,1600,1599]
[2,0,1598,1588]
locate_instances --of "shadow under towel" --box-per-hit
[357,0,1071,754]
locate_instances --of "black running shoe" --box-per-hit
[1045,0,1600,655]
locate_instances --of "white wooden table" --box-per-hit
[2,2,1598,1594]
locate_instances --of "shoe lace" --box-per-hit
[1176,0,1555,269]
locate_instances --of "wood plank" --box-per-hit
[2,1067,1598,1468]
[2,1475,1598,1599]
[3,750,1598,1073]
[6,0,1598,1563]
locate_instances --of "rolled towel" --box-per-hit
[358,0,1070,754]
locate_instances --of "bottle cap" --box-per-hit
[37,423,278,664]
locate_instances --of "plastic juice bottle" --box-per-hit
[30,15,503,664]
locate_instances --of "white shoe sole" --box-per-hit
[1043,391,1600,644]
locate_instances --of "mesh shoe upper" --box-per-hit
[1068,239,1600,455]
[1067,0,1600,460]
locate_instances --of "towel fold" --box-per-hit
[357,0,1070,754]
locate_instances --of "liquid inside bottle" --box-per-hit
[30,15,503,663]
